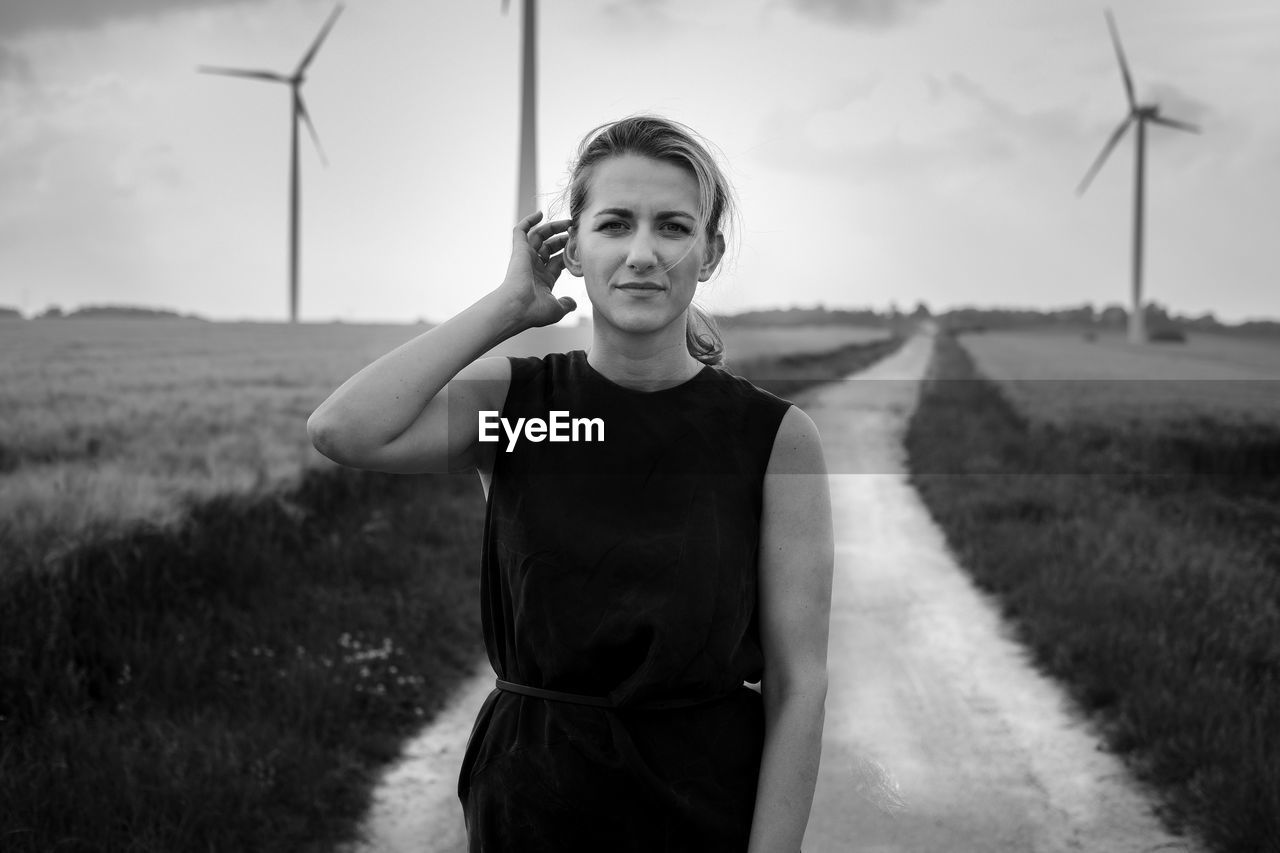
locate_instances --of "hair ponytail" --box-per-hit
[686,302,724,366]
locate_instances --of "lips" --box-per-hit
[615,282,665,291]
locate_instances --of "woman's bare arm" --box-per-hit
[307,213,576,474]
[748,405,834,852]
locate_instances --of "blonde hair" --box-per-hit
[564,115,737,366]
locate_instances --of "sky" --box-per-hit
[1,0,1277,324]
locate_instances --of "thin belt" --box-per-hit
[495,678,741,711]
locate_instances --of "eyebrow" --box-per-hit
[593,207,697,221]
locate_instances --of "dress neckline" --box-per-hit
[574,350,715,396]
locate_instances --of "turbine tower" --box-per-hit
[502,0,538,220]
[1077,9,1199,345]
[199,5,344,324]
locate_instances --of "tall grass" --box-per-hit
[2,334,904,852]
[1,468,485,852]
[905,332,1280,853]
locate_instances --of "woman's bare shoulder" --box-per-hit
[766,406,827,476]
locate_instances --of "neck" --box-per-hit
[586,318,703,392]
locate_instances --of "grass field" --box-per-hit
[0,317,901,852]
[0,318,886,574]
[906,330,1280,853]
[961,328,1280,428]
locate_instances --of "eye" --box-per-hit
[597,220,627,233]
[661,222,693,236]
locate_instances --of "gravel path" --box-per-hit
[346,330,1201,853]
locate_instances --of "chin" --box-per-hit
[595,304,682,336]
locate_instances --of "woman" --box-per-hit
[308,115,833,852]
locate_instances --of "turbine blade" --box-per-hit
[1151,115,1201,134]
[197,65,289,83]
[297,4,344,76]
[1077,116,1133,196]
[297,92,328,167]
[1104,10,1137,110]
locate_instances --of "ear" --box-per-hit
[698,232,726,282]
[564,225,584,277]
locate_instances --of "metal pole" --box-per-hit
[1130,116,1145,344]
[290,91,301,324]
[516,0,538,220]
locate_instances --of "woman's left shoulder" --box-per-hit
[765,406,826,476]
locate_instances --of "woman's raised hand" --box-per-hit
[497,211,577,330]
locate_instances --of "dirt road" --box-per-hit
[800,331,1198,852]
[348,331,1200,853]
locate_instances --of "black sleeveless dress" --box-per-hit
[458,349,792,852]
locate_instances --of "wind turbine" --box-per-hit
[199,5,344,324]
[1077,9,1200,345]
[502,0,538,220]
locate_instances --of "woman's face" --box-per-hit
[566,154,724,339]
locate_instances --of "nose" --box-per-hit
[624,228,659,274]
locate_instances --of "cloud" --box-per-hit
[944,71,1085,143]
[0,0,293,38]
[112,143,184,196]
[0,71,144,217]
[784,0,941,29]
[0,44,33,81]
[597,0,680,30]
[754,70,1087,186]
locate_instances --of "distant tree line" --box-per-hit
[716,300,1280,340]
[23,304,208,321]
[940,301,1280,340]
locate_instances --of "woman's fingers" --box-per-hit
[536,218,573,235]
[526,217,572,251]
[537,233,569,260]
[515,210,543,233]
[512,211,545,251]
[543,253,567,281]
[507,214,572,310]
